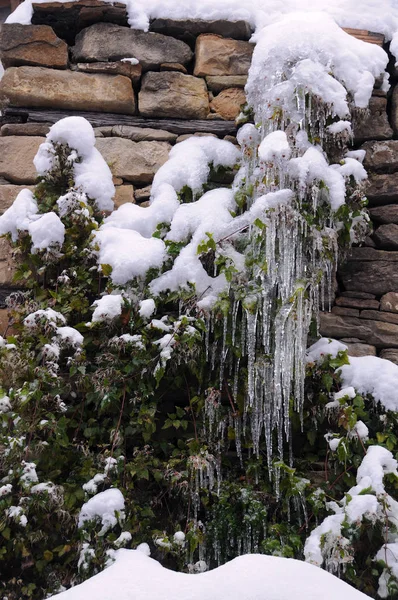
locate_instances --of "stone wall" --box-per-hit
[0,2,397,360]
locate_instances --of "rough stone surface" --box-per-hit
[1,123,51,137]
[0,238,17,286]
[160,63,187,74]
[0,185,35,214]
[206,75,247,93]
[72,22,193,71]
[345,343,377,357]
[335,296,380,310]
[0,66,135,114]
[344,247,398,262]
[380,292,398,313]
[111,125,178,143]
[0,136,44,185]
[194,34,253,77]
[391,85,398,136]
[0,24,68,70]
[150,18,252,45]
[380,349,398,364]
[341,291,376,299]
[76,61,142,86]
[353,97,393,143]
[369,205,398,225]
[340,248,398,295]
[113,185,135,208]
[360,310,398,325]
[319,312,398,348]
[331,306,360,317]
[372,224,398,250]
[134,186,151,203]
[366,173,398,206]
[95,138,171,184]
[0,308,11,337]
[210,88,246,120]
[362,140,398,173]
[139,72,209,119]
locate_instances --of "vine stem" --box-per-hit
[110,384,126,458]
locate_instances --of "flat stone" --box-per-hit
[353,97,393,143]
[210,87,246,120]
[111,125,178,144]
[206,75,247,93]
[340,250,398,295]
[95,138,171,184]
[373,224,398,250]
[72,22,193,72]
[76,61,142,87]
[369,205,398,225]
[160,63,187,74]
[331,306,360,317]
[341,291,376,299]
[363,235,376,248]
[362,140,398,173]
[0,24,68,70]
[380,349,398,365]
[380,292,398,313]
[0,66,135,114]
[344,247,398,262]
[366,173,398,206]
[176,132,218,143]
[345,343,377,357]
[32,0,128,45]
[139,72,209,120]
[335,296,380,310]
[134,186,151,203]
[194,34,253,77]
[1,123,51,137]
[94,127,113,137]
[113,185,135,208]
[319,312,398,348]
[391,85,398,136]
[0,136,44,185]
[0,184,35,214]
[360,310,398,325]
[150,18,252,46]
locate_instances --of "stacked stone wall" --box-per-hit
[0,1,397,360]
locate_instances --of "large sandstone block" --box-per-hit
[372,224,398,250]
[366,173,398,206]
[0,137,45,185]
[95,138,171,184]
[0,24,68,70]
[72,22,192,72]
[340,248,398,295]
[380,349,398,364]
[194,34,253,77]
[150,18,252,45]
[0,66,135,114]
[353,97,393,143]
[0,185,35,214]
[380,292,398,313]
[319,312,398,349]
[139,72,209,119]
[362,140,398,173]
[206,75,247,93]
[369,205,398,225]
[76,61,142,87]
[210,88,246,120]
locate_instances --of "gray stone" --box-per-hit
[360,310,398,325]
[76,61,142,87]
[150,18,252,45]
[0,23,68,69]
[335,296,380,310]
[373,224,398,250]
[362,140,398,173]
[344,247,398,262]
[341,291,376,299]
[1,123,51,137]
[380,349,398,365]
[194,34,253,77]
[366,173,398,206]
[72,22,193,72]
[363,235,376,248]
[369,205,398,225]
[206,75,247,94]
[391,85,398,136]
[0,136,45,185]
[0,184,35,214]
[353,97,393,143]
[160,63,187,74]
[319,312,398,348]
[345,343,377,357]
[340,250,398,295]
[0,66,135,114]
[111,125,178,144]
[332,306,360,317]
[139,72,209,120]
[95,138,171,184]
[380,292,398,313]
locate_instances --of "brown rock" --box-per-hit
[373,224,398,250]
[210,88,246,120]
[0,137,45,185]
[114,185,135,208]
[206,75,247,93]
[0,66,135,114]
[380,349,398,364]
[111,125,178,144]
[224,135,238,144]
[345,343,377,357]
[0,24,68,70]
[369,205,398,225]
[0,308,11,337]
[160,63,187,74]
[72,22,193,72]
[360,310,398,325]
[362,140,398,173]
[139,72,209,119]
[112,177,123,185]
[320,312,398,348]
[335,296,380,310]
[96,138,171,184]
[1,123,51,137]
[332,306,360,317]
[340,259,398,295]
[76,61,142,87]
[150,18,252,45]
[366,173,398,206]
[0,238,18,286]
[380,292,398,313]
[391,85,398,136]
[194,34,253,77]
[0,185,35,214]
[134,186,151,203]
[353,97,393,143]
[176,132,218,143]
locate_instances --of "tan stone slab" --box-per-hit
[0,24,68,69]
[320,312,398,348]
[76,61,142,87]
[206,75,247,94]
[194,34,253,77]
[0,66,135,114]
[210,88,246,120]
[113,185,135,208]
[0,137,44,185]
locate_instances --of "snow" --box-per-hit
[0,188,38,241]
[49,548,370,600]
[356,445,398,495]
[258,131,291,163]
[139,299,156,319]
[28,211,65,252]
[334,386,356,401]
[24,308,66,329]
[56,326,84,348]
[92,295,124,323]
[78,488,125,536]
[305,338,348,364]
[327,121,352,135]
